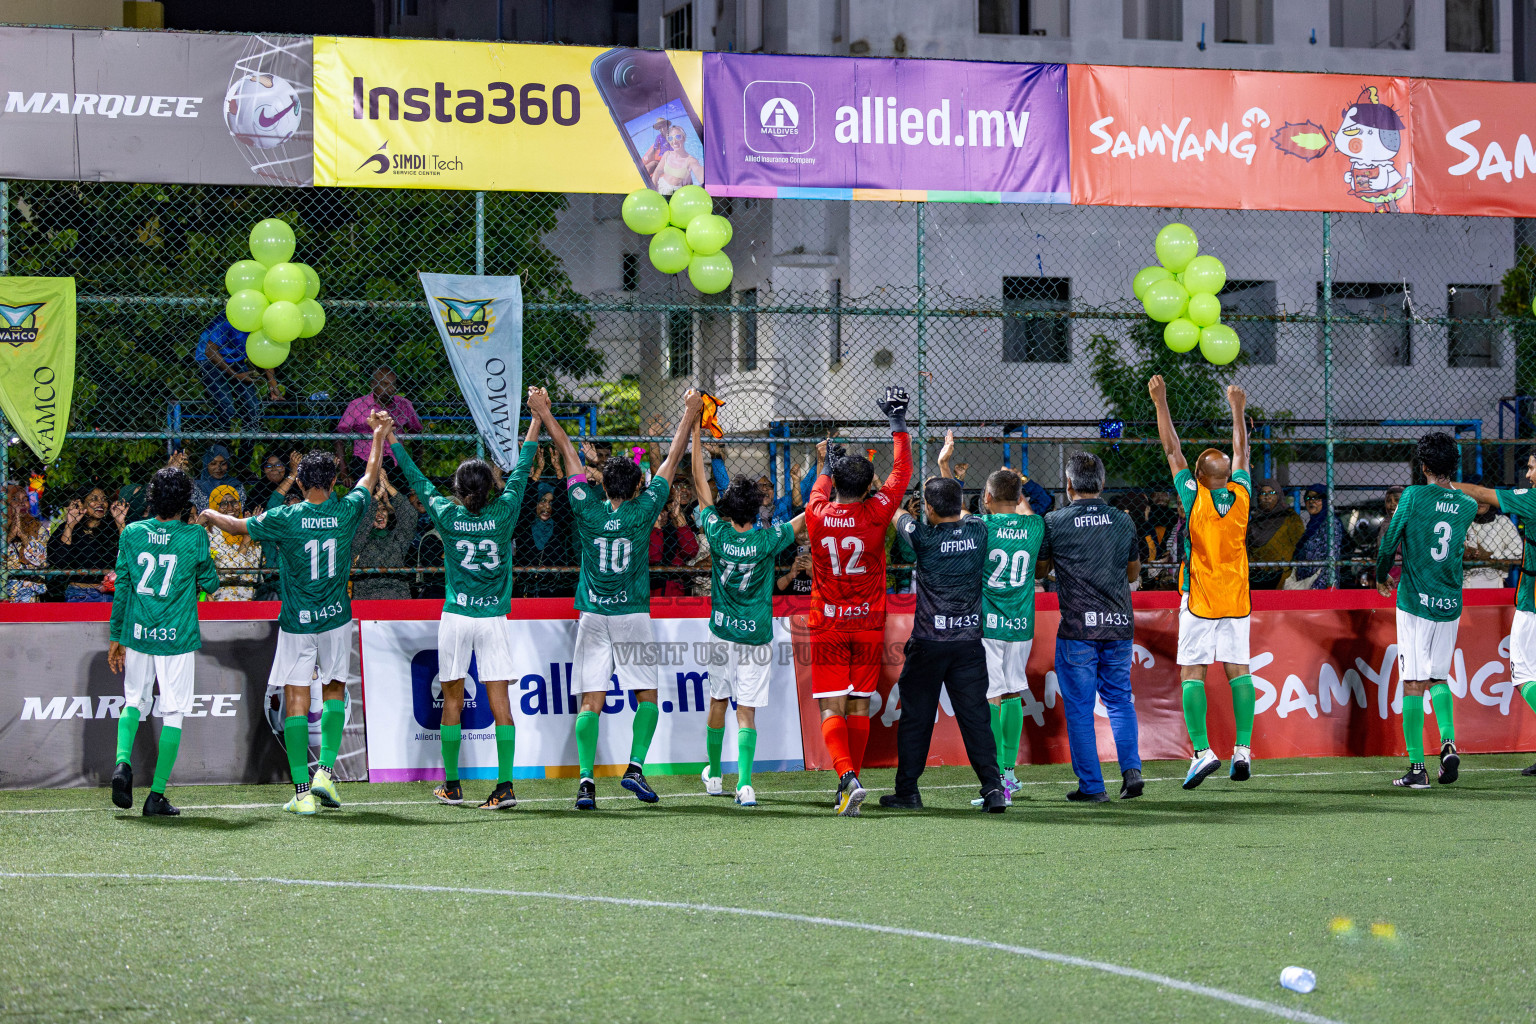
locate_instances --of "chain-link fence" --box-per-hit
[3,178,1533,601]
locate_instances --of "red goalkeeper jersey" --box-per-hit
[806,433,913,632]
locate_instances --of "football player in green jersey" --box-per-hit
[106,465,221,816]
[1375,432,1479,790]
[535,389,702,809]
[200,410,392,815]
[1449,452,1536,778]
[389,389,546,810]
[690,421,805,806]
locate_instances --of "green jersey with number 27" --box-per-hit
[696,506,796,644]
[569,476,669,616]
[248,486,371,634]
[1375,483,1478,622]
[979,512,1044,641]
[108,518,221,656]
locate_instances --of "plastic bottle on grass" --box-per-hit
[1279,966,1316,994]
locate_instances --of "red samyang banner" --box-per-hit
[1410,77,1536,217]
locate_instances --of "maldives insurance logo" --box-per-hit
[0,302,45,346]
[433,296,495,341]
[744,80,814,155]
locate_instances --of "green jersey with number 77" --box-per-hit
[695,506,797,644]
[247,485,372,633]
[1375,483,1478,622]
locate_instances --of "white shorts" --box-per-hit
[1512,609,1536,684]
[1177,595,1251,667]
[982,638,1033,699]
[123,649,195,717]
[573,612,658,694]
[269,622,356,688]
[1396,609,1458,681]
[707,641,774,708]
[438,612,515,682]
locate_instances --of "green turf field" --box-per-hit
[2,756,1533,1024]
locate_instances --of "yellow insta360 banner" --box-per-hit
[313,37,703,193]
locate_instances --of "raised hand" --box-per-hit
[110,500,128,527]
[877,385,910,431]
[938,428,955,466]
[64,500,84,528]
[527,386,551,417]
[1148,374,1167,404]
[684,389,704,421]
[1227,384,1247,411]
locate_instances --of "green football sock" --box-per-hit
[574,710,600,780]
[115,706,141,765]
[1428,682,1455,745]
[1402,695,1426,764]
[283,715,310,788]
[318,699,344,771]
[988,702,1003,770]
[495,724,516,784]
[706,726,725,778]
[736,727,757,788]
[1522,680,1536,717]
[1181,678,1209,751]
[150,725,181,794]
[630,700,659,766]
[999,697,1024,772]
[1229,674,1256,746]
[440,723,462,782]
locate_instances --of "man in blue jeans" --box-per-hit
[1038,452,1144,802]
[194,314,282,432]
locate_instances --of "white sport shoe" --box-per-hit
[735,784,757,807]
[1230,745,1252,782]
[701,765,724,796]
[1183,749,1221,790]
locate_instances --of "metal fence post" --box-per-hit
[1,179,9,274]
[475,190,487,462]
[1322,211,1337,588]
[1,181,8,601]
[915,203,927,490]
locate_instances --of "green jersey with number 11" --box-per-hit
[393,441,535,618]
[979,512,1044,641]
[248,486,371,633]
[696,506,796,644]
[1375,483,1478,622]
[569,475,669,616]
[108,518,221,656]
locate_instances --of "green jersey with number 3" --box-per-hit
[108,518,221,656]
[1375,483,1478,622]
[569,475,669,616]
[979,512,1044,641]
[695,506,796,644]
[248,486,371,633]
[393,441,535,618]
[1495,486,1536,613]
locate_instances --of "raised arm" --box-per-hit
[1450,480,1502,508]
[690,422,714,508]
[535,389,585,480]
[1228,385,1249,473]
[1375,495,1408,593]
[655,390,704,486]
[1148,375,1187,476]
[937,429,955,479]
[356,411,393,494]
[198,508,251,536]
[878,385,914,498]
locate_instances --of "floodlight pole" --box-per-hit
[915,202,928,498]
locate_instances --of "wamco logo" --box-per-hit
[0,302,43,346]
[355,140,464,177]
[435,296,495,339]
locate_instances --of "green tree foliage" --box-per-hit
[1499,244,1536,400]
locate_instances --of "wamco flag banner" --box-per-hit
[0,276,75,464]
[0,27,312,186]
[419,273,525,472]
[702,52,1070,202]
[360,617,806,781]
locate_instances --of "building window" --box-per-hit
[667,309,693,379]
[621,253,638,292]
[1330,0,1414,49]
[737,288,758,371]
[1219,280,1278,364]
[1214,0,1272,43]
[830,278,843,368]
[1446,0,1497,52]
[665,3,694,49]
[1123,0,1182,40]
[979,0,1070,35]
[1448,284,1500,367]
[1002,276,1070,363]
[1318,282,1411,366]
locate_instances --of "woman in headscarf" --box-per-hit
[204,484,261,601]
[350,484,415,601]
[512,449,573,597]
[192,444,246,510]
[1286,485,1344,589]
[5,482,53,603]
[1245,478,1304,590]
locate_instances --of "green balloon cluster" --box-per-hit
[622,186,735,294]
[1131,223,1238,365]
[222,219,325,369]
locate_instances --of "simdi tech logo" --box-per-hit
[355,140,464,176]
[744,80,814,155]
[434,296,495,340]
[0,302,44,346]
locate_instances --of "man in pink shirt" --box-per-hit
[335,368,422,479]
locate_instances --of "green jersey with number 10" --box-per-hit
[1375,483,1478,622]
[696,506,796,644]
[393,441,535,618]
[108,518,221,656]
[979,512,1044,641]
[570,475,669,616]
[248,486,371,634]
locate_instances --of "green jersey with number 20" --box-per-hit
[1375,483,1478,622]
[569,476,669,616]
[393,441,535,618]
[108,518,221,656]
[248,486,371,633]
[695,506,796,644]
[979,512,1044,641]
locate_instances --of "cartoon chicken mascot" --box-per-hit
[1334,85,1410,213]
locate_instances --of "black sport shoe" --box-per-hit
[621,767,660,803]
[1522,761,1536,777]
[1120,768,1144,800]
[575,778,596,810]
[834,771,866,816]
[878,792,923,810]
[433,780,464,805]
[111,762,133,810]
[142,791,179,817]
[1393,765,1430,790]
[1065,788,1110,803]
[1437,742,1460,784]
[478,781,517,810]
[981,788,1008,813]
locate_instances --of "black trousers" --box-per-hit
[893,637,1003,798]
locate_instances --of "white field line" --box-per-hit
[0,767,1523,815]
[0,870,1347,1024]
